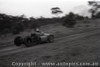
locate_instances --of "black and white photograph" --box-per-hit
[0,0,100,67]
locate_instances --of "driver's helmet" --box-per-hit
[36,28,40,32]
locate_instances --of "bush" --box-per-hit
[12,23,24,34]
[63,12,77,28]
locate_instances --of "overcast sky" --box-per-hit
[0,0,95,18]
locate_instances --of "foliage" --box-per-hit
[63,12,77,28]
[0,13,62,35]
[88,1,100,18]
[0,11,85,35]
[51,7,63,17]
[12,23,24,34]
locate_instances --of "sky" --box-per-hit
[0,0,96,18]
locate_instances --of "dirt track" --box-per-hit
[0,29,100,67]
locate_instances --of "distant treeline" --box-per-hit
[0,12,88,35]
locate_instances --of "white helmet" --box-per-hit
[36,28,40,32]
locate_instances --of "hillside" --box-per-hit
[0,24,100,67]
[0,18,100,49]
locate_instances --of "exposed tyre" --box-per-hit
[47,35,54,42]
[24,38,33,47]
[14,36,22,46]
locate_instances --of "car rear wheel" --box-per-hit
[24,38,33,47]
[14,36,22,46]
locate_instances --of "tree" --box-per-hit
[95,12,100,18]
[63,12,76,28]
[88,1,100,18]
[51,7,63,17]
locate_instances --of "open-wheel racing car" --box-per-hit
[14,32,54,47]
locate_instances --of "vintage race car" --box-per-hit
[14,32,54,47]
